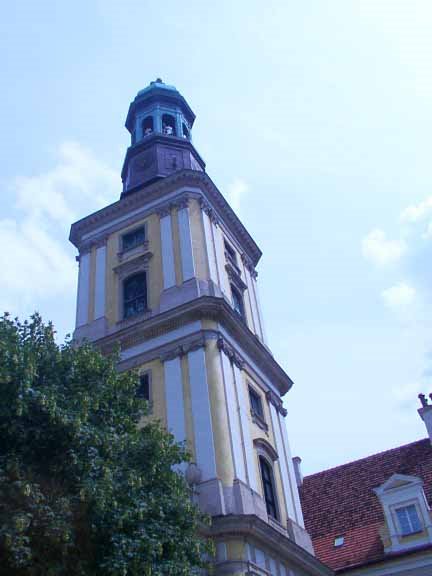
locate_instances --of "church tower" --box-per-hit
[69,80,330,576]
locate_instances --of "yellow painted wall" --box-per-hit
[135,358,166,426]
[205,340,235,485]
[104,213,163,326]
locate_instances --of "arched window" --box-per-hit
[162,114,176,136]
[182,122,190,139]
[123,273,147,319]
[259,456,278,520]
[142,116,154,136]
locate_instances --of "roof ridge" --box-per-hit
[303,436,429,480]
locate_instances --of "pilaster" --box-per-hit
[177,198,195,281]
[76,251,91,327]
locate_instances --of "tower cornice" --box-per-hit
[69,170,262,266]
[92,295,293,396]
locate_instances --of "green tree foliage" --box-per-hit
[0,313,210,575]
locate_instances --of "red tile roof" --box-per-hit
[299,438,432,571]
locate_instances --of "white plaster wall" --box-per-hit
[164,356,186,444]
[213,223,230,297]
[188,347,217,480]
[94,246,106,319]
[220,352,247,483]
[177,207,195,281]
[160,213,176,289]
[279,412,305,527]
[201,210,218,284]
[233,364,258,491]
[269,403,297,522]
[251,276,267,343]
[76,252,90,327]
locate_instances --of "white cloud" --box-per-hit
[0,142,120,320]
[401,196,432,224]
[225,178,249,213]
[362,228,405,266]
[381,282,416,308]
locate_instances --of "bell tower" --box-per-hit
[69,80,331,576]
[122,78,205,194]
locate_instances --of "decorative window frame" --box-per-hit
[373,473,432,553]
[248,385,268,432]
[114,251,153,324]
[118,222,149,261]
[257,451,280,522]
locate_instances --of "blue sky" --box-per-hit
[1,1,431,474]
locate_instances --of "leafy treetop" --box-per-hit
[0,313,210,575]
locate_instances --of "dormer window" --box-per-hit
[373,473,432,553]
[162,114,176,136]
[395,504,422,536]
[122,226,145,253]
[142,116,153,136]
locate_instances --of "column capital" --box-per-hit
[160,335,206,362]
[266,390,286,416]
[241,253,258,278]
[199,197,219,225]
[217,337,244,369]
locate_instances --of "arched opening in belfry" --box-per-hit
[142,116,154,136]
[162,114,176,136]
[182,123,190,139]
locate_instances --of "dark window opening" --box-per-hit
[249,387,264,419]
[136,373,150,401]
[124,273,147,319]
[260,456,278,520]
[182,123,190,139]
[162,114,176,136]
[231,285,245,320]
[142,116,154,136]
[122,227,145,252]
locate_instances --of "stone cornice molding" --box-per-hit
[159,335,206,362]
[156,194,190,218]
[225,262,248,292]
[69,170,261,266]
[265,390,287,417]
[79,236,108,254]
[113,251,153,280]
[206,515,333,576]
[199,197,219,225]
[217,337,244,369]
[242,252,258,279]
[95,296,293,394]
